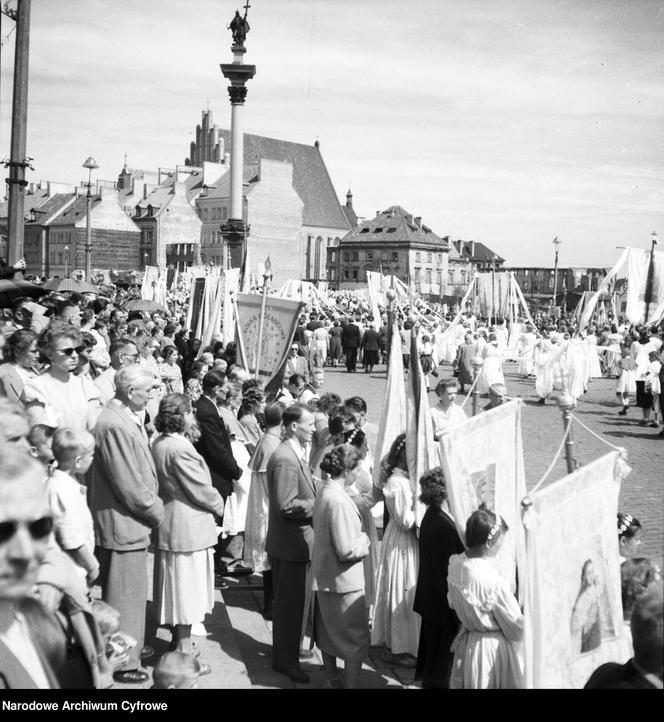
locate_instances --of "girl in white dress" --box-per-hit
[616,344,637,415]
[447,508,524,689]
[371,433,421,664]
[584,328,603,379]
[644,350,662,428]
[477,334,505,395]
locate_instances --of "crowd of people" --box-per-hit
[0,280,662,690]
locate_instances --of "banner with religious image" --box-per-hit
[522,451,629,688]
[439,399,527,596]
[140,265,167,307]
[235,292,304,386]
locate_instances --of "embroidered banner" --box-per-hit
[439,399,527,594]
[522,451,628,688]
[235,292,304,386]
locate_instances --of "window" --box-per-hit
[448,270,454,284]
[221,207,227,220]
[524,281,530,291]
[360,228,370,234]
[414,267,421,282]
[351,252,359,261]
[427,253,433,263]
[330,250,337,263]
[366,251,374,260]
[382,251,388,261]
[415,252,421,262]
[548,276,554,290]
[202,207,209,220]
[437,270,442,285]
[352,269,358,280]
[343,252,350,262]
[437,253,442,264]
[387,227,397,233]
[343,269,349,280]
[426,269,432,283]
[391,252,398,262]
[373,228,383,233]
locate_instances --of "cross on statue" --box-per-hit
[229,2,251,46]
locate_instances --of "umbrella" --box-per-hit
[0,279,50,308]
[42,278,100,294]
[124,298,166,313]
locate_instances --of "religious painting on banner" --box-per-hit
[439,399,527,594]
[522,451,630,689]
[235,292,304,386]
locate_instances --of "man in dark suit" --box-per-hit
[413,468,464,689]
[195,370,243,578]
[360,323,381,373]
[90,365,165,684]
[585,584,662,689]
[341,316,361,373]
[265,404,316,684]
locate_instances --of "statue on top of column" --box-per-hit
[229,4,250,47]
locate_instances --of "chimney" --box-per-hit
[469,241,476,256]
[376,211,380,218]
[143,183,149,200]
[414,216,422,228]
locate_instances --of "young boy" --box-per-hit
[28,423,56,471]
[48,428,99,587]
[151,652,202,689]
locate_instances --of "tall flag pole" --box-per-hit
[254,257,272,379]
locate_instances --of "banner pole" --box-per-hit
[254,257,272,380]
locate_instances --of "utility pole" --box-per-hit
[3,0,32,275]
[644,231,659,323]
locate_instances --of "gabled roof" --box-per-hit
[201,163,258,200]
[216,130,348,230]
[0,187,51,219]
[341,204,358,228]
[48,195,96,226]
[454,240,505,264]
[339,206,449,249]
[25,193,76,225]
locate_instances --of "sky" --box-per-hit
[1,0,662,268]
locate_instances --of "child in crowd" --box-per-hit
[617,512,642,563]
[152,652,201,689]
[644,350,661,428]
[28,423,56,470]
[48,428,99,587]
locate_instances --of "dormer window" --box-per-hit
[147,204,154,216]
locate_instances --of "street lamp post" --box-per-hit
[552,236,561,316]
[557,391,578,473]
[82,156,99,282]
[64,244,69,277]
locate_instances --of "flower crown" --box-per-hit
[346,427,359,445]
[394,436,406,455]
[485,517,502,548]
[617,514,633,537]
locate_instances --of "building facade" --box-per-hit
[326,206,450,296]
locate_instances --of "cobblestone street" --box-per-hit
[323,359,663,567]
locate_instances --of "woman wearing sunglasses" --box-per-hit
[21,322,98,432]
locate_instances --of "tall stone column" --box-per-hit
[220,19,255,273]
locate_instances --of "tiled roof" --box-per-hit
[48,195,97,226]
[339,206,449,249]
[203,163,259,200]
[216,130,349,230]
[454,240,504,263]
[137,186,174,215]
[341,204,358,228]
[0,187,50,219]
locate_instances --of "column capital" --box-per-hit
[228,86,248,104]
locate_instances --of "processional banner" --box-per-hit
[522,451,629,688]
[235,292,304,386]
[140,266,167,307]
[439,399,527,595]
